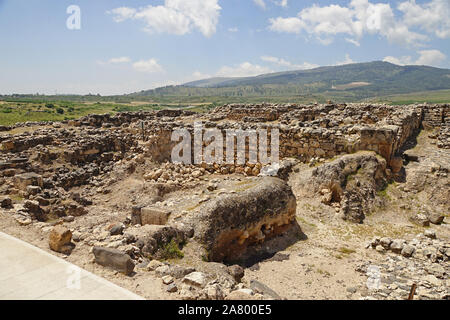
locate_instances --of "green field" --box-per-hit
[0,100,212,126]
[1,89,449,127]
[367,89,450,105]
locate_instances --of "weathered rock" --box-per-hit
[0,196,12,209]
[250,280,281,300]
[167,283,178,293]
[93,247,135,275]
[226,289,259,300]
[140,207,171,226]
[428,213,445,225]
[380,237,392,249]
[162,275,174,285]
[204,283,225,300]
[128,225,185,259]
[183,272,208,288]
[24,200,45,221]
[131,206,142,225]
[13,173,43,191]
[390,239,405,253]
[424,230,436,239]
[147,259,164,271]
[184,177,297,263]
[401,244,415,258]
[49,226,74,254]
[227,265,245,283]
[309,153,388,223]
[410,213,430,227]
[109,223,125,236]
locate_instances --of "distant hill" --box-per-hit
[130,61,450,102]
[184,77,237,88]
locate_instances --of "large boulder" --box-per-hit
[49,226,74,254]
[13,172,43,191]
[184,177,297,263]
[127,225,185,259]
[93,247,135,275]
[309,152,388,223]
[0,196,12,209]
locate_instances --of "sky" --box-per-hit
[0,0,449,95]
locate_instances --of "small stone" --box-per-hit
[183,272,207,288]
[92,247,135,275]
[250,280,281,300]
[376,245,386,253]
[410,213,430,227]
[428,213,445,225]
[109,223,125,236]
[390,239,405,253]
[62,216,75,223]
[227,265,245,283]
[166,283,178,293]
[147,260,164,271]
[401,245,415,257]
[49,226,74,255]
[204,283,225,300]
[155,265,171,277]
[0,196,12,209]
[162,275,174,285]
[424,230,436,239]
[423,275,440,287]
[226,289,257,300]
[346,287,357,294]
[380,237,392,249]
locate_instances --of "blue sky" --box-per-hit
[0,0,449,95]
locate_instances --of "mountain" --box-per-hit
[130,61,450,102]
[184,77,237,88]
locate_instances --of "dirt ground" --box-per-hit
[1,131,448,300]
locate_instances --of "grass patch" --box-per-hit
[159,239,185,260]
[9,194,24,202]
[296,216,317,228]
[338,247,356,255]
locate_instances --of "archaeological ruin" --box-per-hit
[0,103,448,300]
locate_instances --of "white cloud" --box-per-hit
[108,7,136,22]
[275,0,288,8]
[345,38,360,46]
[335,54,355,65]
[269,17,305,34]
[108,57,131,64]
[383,55,413,65]
[228,27,238,32]
[398,0,450,39]
[415,50,447,66]
[216,62,272,77]
[132,59,165,73]
[253,0,266,10]
[383,49,446,66]
[191,71,212,80]
[97,57,131,65]
[268,0,435,46]
[108,0,221,38]
[261,56,318,70]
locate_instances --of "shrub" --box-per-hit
[56,108,64,114]
[159,239,184,260]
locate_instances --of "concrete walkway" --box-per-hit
[0,232,144,300]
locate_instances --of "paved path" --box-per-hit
[0,232,144,300]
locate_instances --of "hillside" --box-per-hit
[131,61,450,102]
